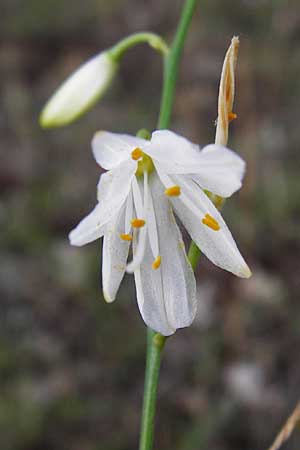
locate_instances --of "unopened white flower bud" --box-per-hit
[215,36,239,146]
[40,51,117,128]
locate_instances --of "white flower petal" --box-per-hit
[70,159,135,246]
[69,203,106,246]
[158,171,251,278]
[146,130,202,173]
[190,144,245,197]
[102,205,130,303]
[92,131,146,170]
[40,52,116,127]
[152,175,197,329]
[134,249,174,336]
[148,131,245,197]
[134,175,197,336]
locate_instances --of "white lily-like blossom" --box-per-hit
[40,52,117,128]
[69,129,251,336]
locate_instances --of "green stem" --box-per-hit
[187,241,201,271]
[109,32,169,61]
[139,330,166,450]
[139,2,199,450]
[158,0,199,129]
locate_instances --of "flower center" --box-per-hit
[131,148,154,177]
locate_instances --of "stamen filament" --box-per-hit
[126,172,148,273]
[147,187,160,259]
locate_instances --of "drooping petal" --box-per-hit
[70,159,136,246]
[92,131,147,170]
[69,203,107,246]
[189,144,245,197]
[134,245,174,336]
[40,52,116,128]
[134,175,197,336]
[102,204,130,303]
[152,175,197,330]
[156,169,251,278]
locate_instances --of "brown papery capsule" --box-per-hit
[215,36,239,146]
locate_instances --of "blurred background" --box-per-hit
[1,0,300,449]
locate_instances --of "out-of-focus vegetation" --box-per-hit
[1,1,300,449]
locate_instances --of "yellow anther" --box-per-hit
[202,213,220,231]
[131,147,143,160]
[228,111,237,122]
[164,185,181,197]
[152,255,161,270]
[131,218,146,228]
[120,233,133,241]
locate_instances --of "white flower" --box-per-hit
[69,129,251,335]
[40,52,116,128]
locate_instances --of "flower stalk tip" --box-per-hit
[109,32,169,62]
[153,333,167,350]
